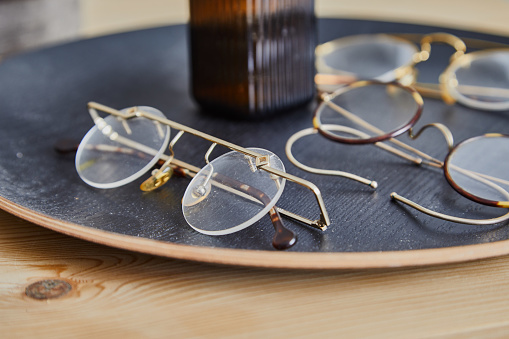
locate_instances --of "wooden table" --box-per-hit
[3,2,509,338]
[3,208,509,338]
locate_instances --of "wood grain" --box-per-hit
[2,208,509,338]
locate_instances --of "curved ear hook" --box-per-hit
[286,125,378,188]
[391,192,509,225]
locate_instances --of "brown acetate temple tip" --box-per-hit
[272,228,297,251]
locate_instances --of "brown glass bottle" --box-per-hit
[189,0,316,118]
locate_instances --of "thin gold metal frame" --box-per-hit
[315,32,509,110]
[87,102,330,231]
[285,82,509,226]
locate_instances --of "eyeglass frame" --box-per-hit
[84,102,331,235]
[286,80,509,225]
[315,32,509,111]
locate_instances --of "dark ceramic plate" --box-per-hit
[1,19,508,269]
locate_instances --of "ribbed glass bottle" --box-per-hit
[189,0,316,118]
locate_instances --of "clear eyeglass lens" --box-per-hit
[182,148,286,235]
[317,83,419,141]
[445,51,509,111]
[75,106,170,189]
[316,35,417,81]
[446,135,509,204]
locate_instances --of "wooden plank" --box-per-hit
[2,208,509,337]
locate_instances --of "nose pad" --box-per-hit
[140,167,173,191]
[183,177,212,207]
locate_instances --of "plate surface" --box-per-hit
[1,19,509,269]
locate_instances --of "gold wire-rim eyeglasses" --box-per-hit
[315,32,509,111]
[286,81,509,226]
[76,102,330,250]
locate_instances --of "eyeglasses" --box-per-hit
[286,81,509,225]
[315,33,509,111]
[75,102,330,250]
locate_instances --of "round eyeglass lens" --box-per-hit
[182,148,286,235]
[76,106,170,189]
[315,82,422,143]
[445,51,509,111]
[316,35,418,81]
[445,135,509,206]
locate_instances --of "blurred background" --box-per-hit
[1,0,509,58]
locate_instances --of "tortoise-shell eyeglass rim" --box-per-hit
[443,133,509,208]
[313,80,425,145]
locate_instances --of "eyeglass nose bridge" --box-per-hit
[418,33,467,63]
[409,123,454,149]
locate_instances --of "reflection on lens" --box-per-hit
[316,34,418,81]
[182,148,286,235]
[76,106,170,188]
[445,134,509,206]
[315,82,422,143]
[444,50,509,111]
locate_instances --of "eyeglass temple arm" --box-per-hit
[285,121,451,191]
[285,121,451,190]
[285,126,378,188]
[87,102,330,230]
[258,165,330,229]
[391,192,509,225]
[391,161,509,225]
[414,82,509,103]
[323,96,446,167]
